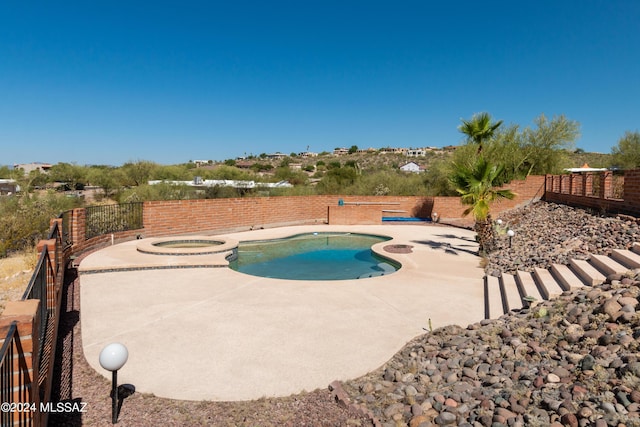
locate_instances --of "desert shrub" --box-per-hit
[0,192,82,257]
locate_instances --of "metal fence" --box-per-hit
[61,210,73,250]
[21,248,54,388]
[0,218,64,426]
[0,202,145,426]
[0,322,19,426]
[85,202,143,240]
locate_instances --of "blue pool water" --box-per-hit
[229,232,399,280]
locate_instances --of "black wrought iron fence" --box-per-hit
[85,202,143,240]
[61,210,73,250]
[1,322,20,426]
[21,248,54,387]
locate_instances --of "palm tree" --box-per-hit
[450,158,515,254]
[458,112,503,153]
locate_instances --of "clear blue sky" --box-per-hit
[1,1,639,166]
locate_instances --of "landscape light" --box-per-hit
[99,343,129,424]
[507,229,515,248]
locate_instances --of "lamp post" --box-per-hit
[507,229,515,248]
[99,343,129,424]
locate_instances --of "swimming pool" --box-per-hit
[229,232,399,280]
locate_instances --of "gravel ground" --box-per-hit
[0,253,35,315]
[486,201,640,275]
[48,201,640,426]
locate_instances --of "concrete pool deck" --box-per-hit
[79,224,484,401]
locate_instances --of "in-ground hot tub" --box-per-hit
[136,236,239,256]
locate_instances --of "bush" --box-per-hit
[0,192,82,257]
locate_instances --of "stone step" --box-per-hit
[551,264,586,290]
[610,248,640,269]
[500,274,522,312]
[484,275,503,319]
[569,259,606,286]
[534,267,565,300]
[483,244,640,319]
[589,254,630,276]
[516,270,542,303]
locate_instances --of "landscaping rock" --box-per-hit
[339,202,640,426]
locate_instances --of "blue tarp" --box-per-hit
[382,217,431,222]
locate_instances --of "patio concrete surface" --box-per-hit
[79,224,484,401]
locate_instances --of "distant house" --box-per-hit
[407,148,426,157]
[379,147,407,155]
[14,162,52,175]
[299,151,318,157]
[191,160,212,168]
[399,162,424,173]
[267,152,287,160]
[0,179,20,195]
[357,147,377,154]
[333,148,349,156]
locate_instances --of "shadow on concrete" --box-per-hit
[411,236,478,256]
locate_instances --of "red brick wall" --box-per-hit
[545,170,640,217]
[432,175,546,220]
[142,196,331,237]
[68,175,547,250]
[328,205,382,224]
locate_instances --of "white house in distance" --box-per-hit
[14,162,53,175]
[399,162,424,173]
[407,148,426,157]
[0,179,20,195]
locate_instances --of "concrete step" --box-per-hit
[534,267,565,300]
[551,263,586,290]
[484,275,503,319]
[483,244,640,319]
[611,248,640,269]
[569,259,606,286]
[589,254,630,276]
[500,274,522,312]
[516,270,542,303]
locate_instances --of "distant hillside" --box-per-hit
[235,149,613,175]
